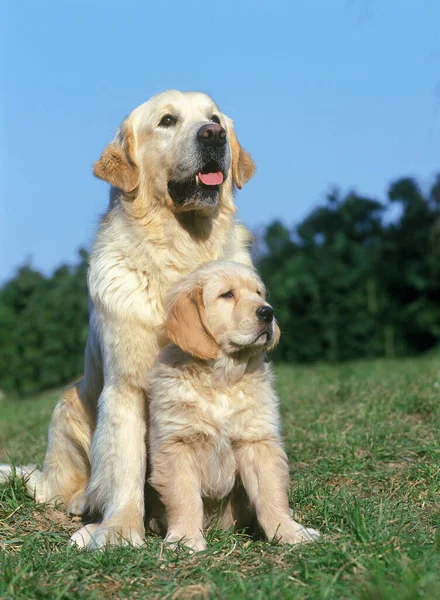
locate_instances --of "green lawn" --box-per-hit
[1,355,439,599]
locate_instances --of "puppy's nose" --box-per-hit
[197,123,227,147]
[256,305,274,323]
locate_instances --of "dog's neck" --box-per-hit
[211,352,264,387]
[114,183,236,243]
[97,186,240,282]
[174,211,217,242]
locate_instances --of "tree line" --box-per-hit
[1,175,439,395]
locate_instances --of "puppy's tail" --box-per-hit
[0,464,44,501]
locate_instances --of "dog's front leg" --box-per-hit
[72,384,147,550]
[235,440,320,545]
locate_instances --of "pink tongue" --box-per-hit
[198,171,224,186]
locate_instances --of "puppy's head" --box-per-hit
[165,261,280,360]
[93,90,255,215]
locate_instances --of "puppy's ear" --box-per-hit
[166,286,218,360]
[93,123,139,192]
[227,119,256,189]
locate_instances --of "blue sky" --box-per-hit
[1,0,439,281]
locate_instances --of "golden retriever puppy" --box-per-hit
[0,91,255,550]
[148,261,320,552]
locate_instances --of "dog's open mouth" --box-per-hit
[168,160,225,209]
[196,160,224,187]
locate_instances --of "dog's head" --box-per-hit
[165,261,280,360]
[93,90,255,214]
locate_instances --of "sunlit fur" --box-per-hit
[0,91,255,550]
[148,261,320,552]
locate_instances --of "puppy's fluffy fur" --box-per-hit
[148,261,320,551]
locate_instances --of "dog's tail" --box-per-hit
[0,464,44,501]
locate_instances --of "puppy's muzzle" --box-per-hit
[256,305,274,323]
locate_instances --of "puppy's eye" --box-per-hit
[219,290,234,299]
[256,290,262,297]
[159,114,178,127]
[210,114,221,124]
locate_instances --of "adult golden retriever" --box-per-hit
[0,90,255,549]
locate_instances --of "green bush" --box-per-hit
[257,175,440,362]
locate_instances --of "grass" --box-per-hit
[1,354,439,599]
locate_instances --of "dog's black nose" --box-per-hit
[197,123,227,147]
[256,305,274,323]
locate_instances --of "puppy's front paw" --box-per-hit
[275,522,321,545]
[165,531,207,553]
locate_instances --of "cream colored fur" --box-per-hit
[147,261,320,552]
[0,91,255,550]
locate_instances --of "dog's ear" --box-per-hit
[93,123,139,192]
[227,119,256,189]
[166,286,218,360]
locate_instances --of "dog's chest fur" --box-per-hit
[194,387,251,500]
[150,350,280,501]
[89,201,251,329]
[85,197,252,388]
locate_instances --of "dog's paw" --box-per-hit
[275,522,321,545]
[69,523,100,548]
[89,522,145,550]
[165,531,207,553]
[70,521,144,550]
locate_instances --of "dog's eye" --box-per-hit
[159,114,178,127]
[256,290,262,297]
[219,290,234,299]
[210,114,221,124]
